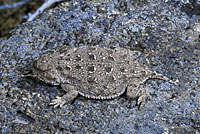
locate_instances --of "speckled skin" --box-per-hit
[33,46,178,108]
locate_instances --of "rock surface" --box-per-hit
[0,0,199,133]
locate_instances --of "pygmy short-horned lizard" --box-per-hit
[32,46,178,109]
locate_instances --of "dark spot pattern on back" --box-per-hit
[88,53,96,60]
[87,76,97,84]
[108,76,116,83]
[120,68,126,73]
[74,55,82,62]
[87,65,96,73]
[75,65,82,70]
[65,66,72,71]
[108,55,115,61]
[105,66,113,73]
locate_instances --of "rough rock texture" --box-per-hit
[0,0,199,133]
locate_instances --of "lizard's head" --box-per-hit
[32,51,61,85]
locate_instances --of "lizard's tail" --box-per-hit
[149,71,179,86]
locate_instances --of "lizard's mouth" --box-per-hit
[32,67,61,85]
[36,72,61,85]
